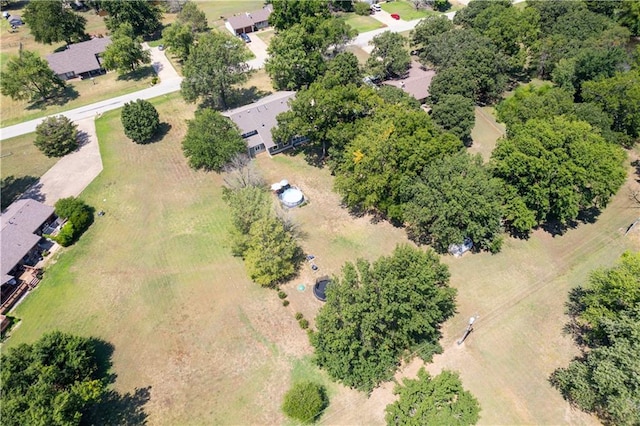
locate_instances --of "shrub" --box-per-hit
[354,1,371,15]
[34,115,78,158]
[278,290,288,299]
[295,312,304,321]
[282,300,290,307]
[53,197,94,245]
[151,75,158,85]
[299,319,309,329]
[121,99,159,144]
[53,221,75,247]
[282,381,329,424]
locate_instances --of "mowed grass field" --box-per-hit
[5,95,640,424]
[469,106,506,162]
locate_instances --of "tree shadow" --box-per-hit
[117,66,155,82]
[25,86,80,110]
[77,130,91,148]
[226,86,272,110]
[1,175,41,209]
[80,338,151,426]
[632,159,640,183]
[539,207,602,237]
[146,122,172,144]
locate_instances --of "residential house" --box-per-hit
[225,5,273,35]
[46,36,112,80]
[222,91,307,157]
[1,199,55,289]
[382,60,436,103]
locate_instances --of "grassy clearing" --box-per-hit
[195,0,266,30]
[468,106,506,162]
[345,45,370,65]
[381,1,436,20]
[339,13,387,33]
[254,28,275,44]
[0,132,57,209]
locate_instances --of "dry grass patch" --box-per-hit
[469,106,506,162]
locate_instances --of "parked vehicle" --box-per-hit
[371,3,381,12]
[391,13,400,20]
[240,33,251,43]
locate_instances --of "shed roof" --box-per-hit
[222,91,295,150]
[46,36,111,76]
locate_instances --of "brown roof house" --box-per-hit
[222,91,308,157]
[382,60,436,103]
[225,5,273,35]
[1,199,55,287]
[46,36,112,80]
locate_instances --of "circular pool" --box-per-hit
[280,188,304,207]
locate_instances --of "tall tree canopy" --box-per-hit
[1,331,106,426]
[430,94,475,143]
[0,51,66,102]
[386,369,481,426]
[366,31,411,79]
[101,23,151,74]
[311,245,456,392]
[582,71,640,143]
[266,17,355,90]
[551,252,640,425]
[404,152,503,253]
[182,109,246,172]
[100,0,162,37]
[491,117,626,230]
[162,22,194,62]
[23,0,86,44]
[411,15,454,52]
[421,28,508,105]
[333,106,462,221]
[177,1,208,33]
[181,31,251,109]
[270,0,330,31]
[121,99,159,144]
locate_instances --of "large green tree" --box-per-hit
[430,94,475,143]
[411,15,454,52]
[0,331,106,425]
[0,51,66,102]
[181,31,251,110]
[182,109,246,172]
[582,71,640,143]
[551,252,640,426]
[23,0,86,45]
[311,245,456,392]
[366,31,411,79]
[100,0,162,37]
[121,99,159,144]
[176,1,208,33]
[222,185,271,256]
[101,23,151,74]
[491,117,626,230]
[270,0,330,31]
[162,22,193,62]
[386,369,480,426]
[404,152,503,253]
[282,381,329,424]
[333,106,462,221]
[244,215,303,287]
[34,115,78,158]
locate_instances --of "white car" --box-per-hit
[371,3,381,12]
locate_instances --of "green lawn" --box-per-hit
[254,29,276,44]
[340,13,387,33]
[381,1,437,20]
[468,106,506,162]
[0,132,57,209]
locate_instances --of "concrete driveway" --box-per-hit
[21,117,103,206]
[245,33,269,70]
[144,43,181,81]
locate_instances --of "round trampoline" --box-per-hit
[280,188,304,207]
[313,278,331,302]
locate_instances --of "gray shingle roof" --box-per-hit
[382,61,435,101]
[46,36,112,76]
[226,5,272,30]
[222,91,295,150]
[1,199,54,283]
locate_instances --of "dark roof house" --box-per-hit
[222,91,307,157]
[1,199,55,286]
[382,60,436,102]
[46,36,112,80]
[225,5,273,35]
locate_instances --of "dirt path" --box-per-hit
[21,118,102,206]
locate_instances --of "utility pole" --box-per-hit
[457,315,478,345]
